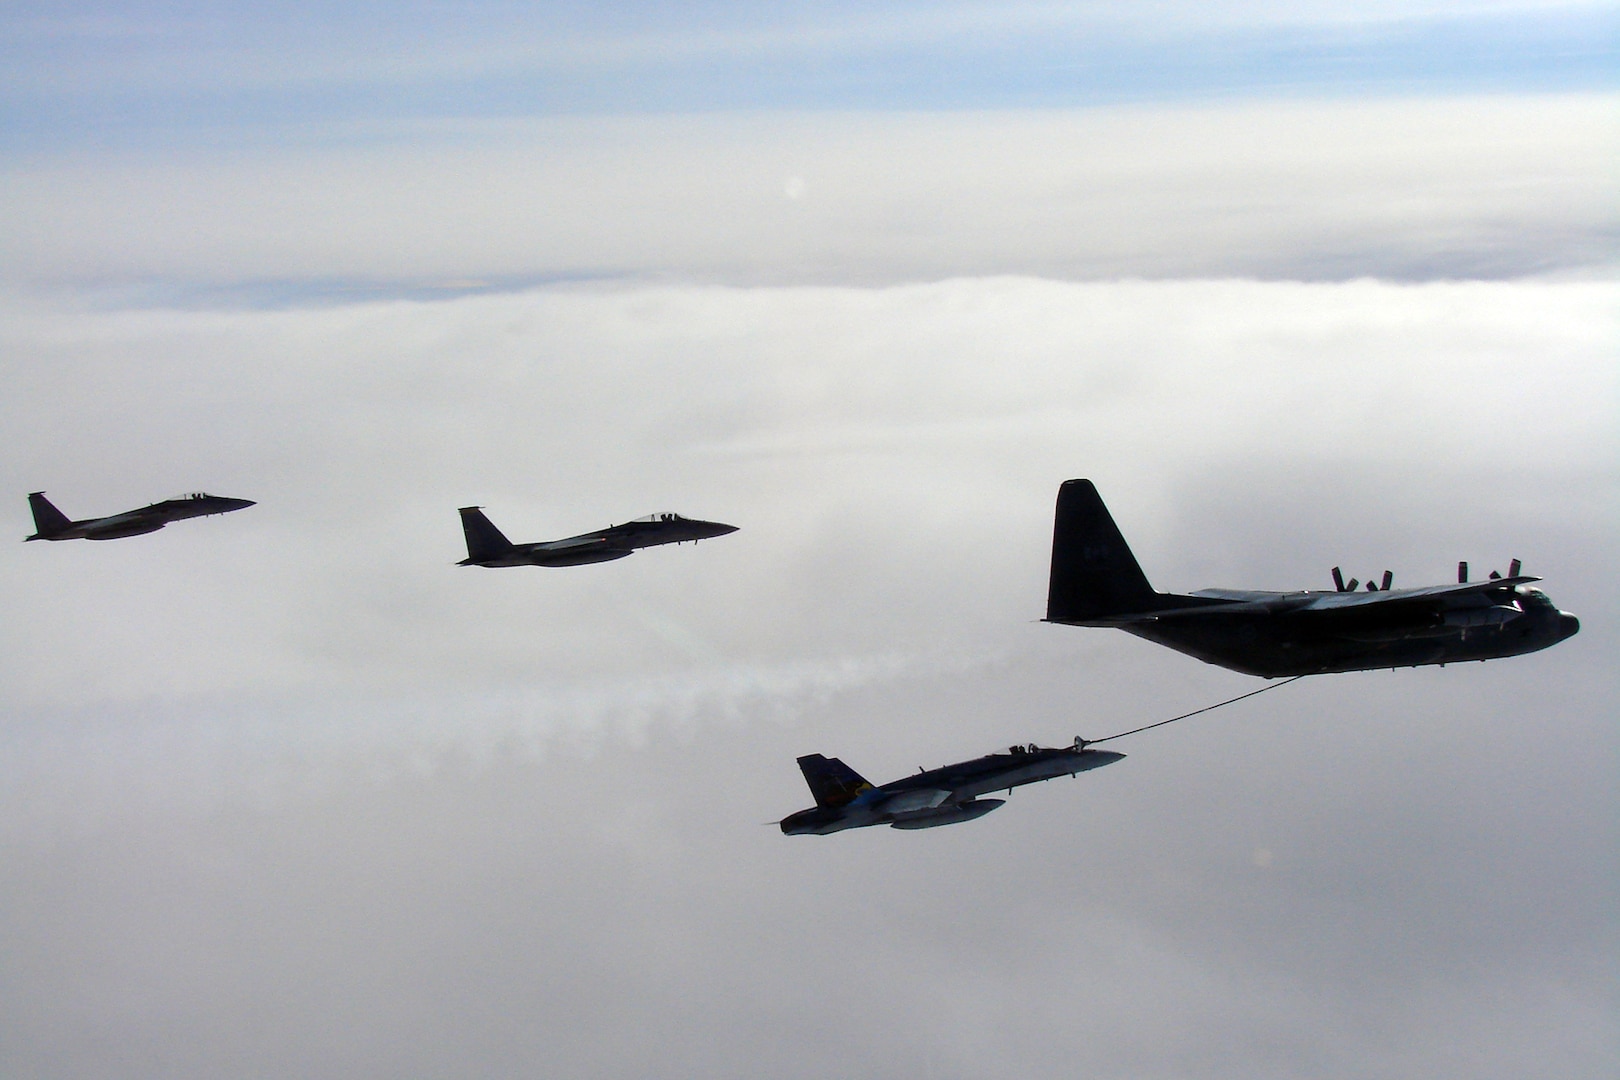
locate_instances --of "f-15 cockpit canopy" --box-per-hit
[629,512,685,523]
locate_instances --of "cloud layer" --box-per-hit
[2,96,1613,292]
[0,270,1613,1076]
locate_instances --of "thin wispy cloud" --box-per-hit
[2,96,1612,294]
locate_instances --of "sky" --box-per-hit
[0,3,1616,1078]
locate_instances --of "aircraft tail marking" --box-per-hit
[1046,479,1164,622]
[26,492,72,538]
[458,506,514,563]
[796,754,874,808]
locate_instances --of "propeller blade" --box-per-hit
[1490,570,1501,580]
[1365,580,1376,591]
[1345,578,1359,592]
[1509,558,1522,577]
[1381,570,1393,591]
[1332,566,1346,592]
[1458,561,1468,584]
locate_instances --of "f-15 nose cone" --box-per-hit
[1559,613,1580,639]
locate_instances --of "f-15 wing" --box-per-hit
[536,534,623,553]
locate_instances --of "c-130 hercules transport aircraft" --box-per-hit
[458,505,737,567]
[26,491,255,541]
[1045,480,1579,677]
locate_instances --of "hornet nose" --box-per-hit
[1559,612,1580,640]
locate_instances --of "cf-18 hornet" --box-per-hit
[780,741,1124,834]
[1045,479,1579,677]
[458,506,737,567]
[26,491,254,541]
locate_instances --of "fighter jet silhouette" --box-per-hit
[457,506,736,567]
[26,491,254,541]
[780,740,1124,834]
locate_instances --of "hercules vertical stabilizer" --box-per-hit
[1046,480,1173,623]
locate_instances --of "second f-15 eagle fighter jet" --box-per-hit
[780,741,1125,834]
[1045,479,1579,677]
[26,491,255,541]
[457,506,737,567]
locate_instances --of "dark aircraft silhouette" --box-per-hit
[1045,479,1579,677]
[458,506,737,567]
[26,491,254,541]
[780,740,1124,834]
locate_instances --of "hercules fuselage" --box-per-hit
[1097,583,1580,677]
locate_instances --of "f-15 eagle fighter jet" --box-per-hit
[457,506,736,567]
[26,491,254,541]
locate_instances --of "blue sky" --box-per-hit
[2,2,1615,149]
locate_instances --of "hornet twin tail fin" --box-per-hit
[796,754,874,808]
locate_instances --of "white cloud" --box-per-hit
[0,276,1610,712]
[0,272,1613,1075]
[1,96,1612,291]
